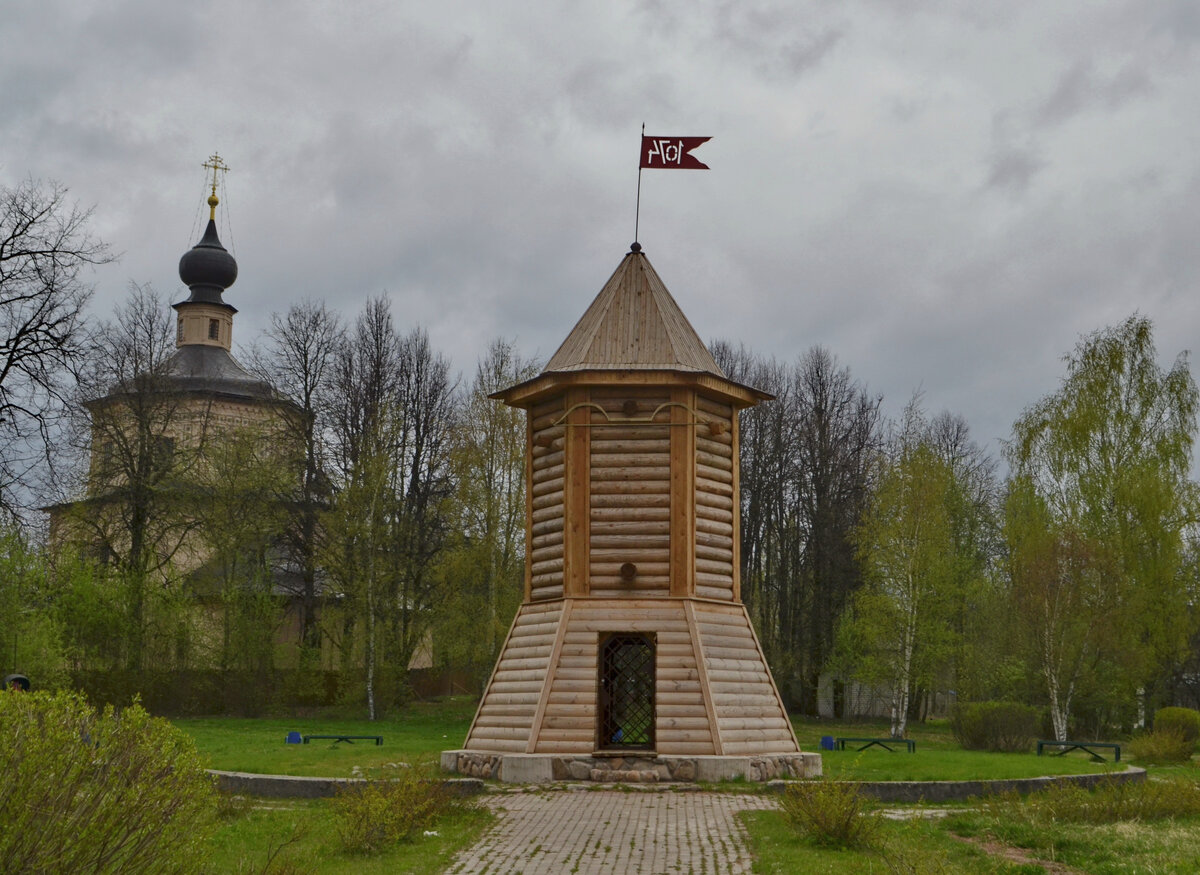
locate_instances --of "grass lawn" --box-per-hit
[744,765,1200,874]
[177,705,1132,781]
[205,798,493,874]
[176,697,477,777]
[793,716,1128,781]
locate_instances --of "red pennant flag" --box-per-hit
[640,136,711,169]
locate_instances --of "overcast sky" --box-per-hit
[3,0,1199,465]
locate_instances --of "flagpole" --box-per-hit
[634,123,644,246]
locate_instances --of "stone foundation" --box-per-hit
[441,750,822,784]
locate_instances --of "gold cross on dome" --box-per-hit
[201,153,230,219]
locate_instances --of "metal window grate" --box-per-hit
[598,633,655,750]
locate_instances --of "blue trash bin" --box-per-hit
[820,735,835,751]
[286,731,302,744]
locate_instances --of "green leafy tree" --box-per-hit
[1007,315,1199,734]
[840,436,959,737]
[434,338,538,687]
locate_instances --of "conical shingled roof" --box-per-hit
[544,248,724,375]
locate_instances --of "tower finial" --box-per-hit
[201,153,230,221]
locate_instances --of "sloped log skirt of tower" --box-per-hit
[444,595,821,782]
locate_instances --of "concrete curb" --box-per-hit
[208,770,485,799]
[767,766,1146,803]
[210,766,1142,803]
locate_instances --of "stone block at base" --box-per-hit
[441,750,822,784]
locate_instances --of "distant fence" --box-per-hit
[68,667,478,716]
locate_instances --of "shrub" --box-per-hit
[950,701,1039,752]
[1128,728,1195,764]
[1154,707,1200,746]
[0,690,217,873]
[778,781,880,849]
[978,776,1200,825]
[333,763,471,854]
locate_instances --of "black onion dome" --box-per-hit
[178,219,237,305]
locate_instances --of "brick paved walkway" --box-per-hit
[447,789,777,874]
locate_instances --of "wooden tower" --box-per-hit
[443,245,820,782]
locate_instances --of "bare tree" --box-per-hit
[323,298,456,716]
[65,285,207,670]
[253,300,344,652]
[713,341,881,715]
[0,178,111,514]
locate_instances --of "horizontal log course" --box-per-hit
[697,633,759,652]
[471,704,539,718]
[694,491,734,511]
[465,738,525,752]
[475,691,542,707]
[587,573,671,589]
[696,518,734,537]
[531,503,566,524]
[695,585,733,600]
[508,619,564,639]
[695,503,734,524]
[532,741,593,754]
[530,585,564,600]
[588,423,672,439]
[591,466,670,482]
[531,518,565,537]
[695,545,734,564]
[696,449,732,471]
[590,480,670,495]
[696,558,733,576]
[705,664,773,680]
[702,646,768,664]
[695,534,734,554]
[656,716,714,730]
[531,464,565,485]
[531,729,594,743]
[695,437,733,458]
[467,725,533,740]
[531,559,565,577]
[531,449,564,471]
[532,489,565,510]
[531,408,565,429]
[590,492,671,509]
[590,520,670,535]
[695,619,753,637]
[655,742,717,755]
[474,714,540,728]
[590,452,669,469]
[531,479,565,499]
[656,690,706,705]
[695,395,733,417]
[590,439,671,455]
[656,703,710,718]
[717,717,790,731]
[587,550,670,565]
[590,506,670,523]
[547,692,595,705]
[541,712,597,729]
[590,536,670,551]
[654,729,714,743]
[696,462,733,484]
[590,561,670,576]
[695,478,734,499]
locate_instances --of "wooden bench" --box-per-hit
[1037,740,1120,762]
[836,736,915,753]
[302,734,383,746]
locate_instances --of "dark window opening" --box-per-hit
[177,319,184,342]
[597,632,655,750]
[208,319,220,340]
